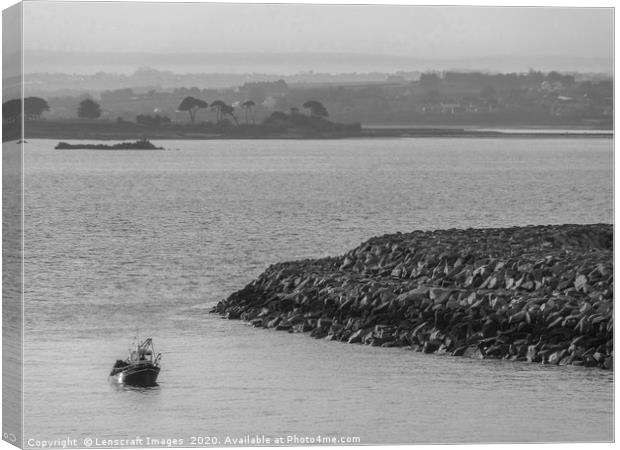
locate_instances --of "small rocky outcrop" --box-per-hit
[55,138,163,150]
[212,224,613,369]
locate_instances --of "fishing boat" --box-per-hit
[109,337,161,386]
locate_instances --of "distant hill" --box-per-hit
[17,50,614,76]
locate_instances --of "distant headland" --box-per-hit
[3,69,613,142]
[15,120,613,142]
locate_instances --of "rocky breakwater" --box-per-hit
[212,224,613,369]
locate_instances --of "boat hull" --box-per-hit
[110,363,160,386]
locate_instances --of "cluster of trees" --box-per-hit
[301,100,328,117]
[211,100,238,125]
[177,96,256,125]
[2,97,50,123]
[419,70,576,89]
[175,96,327,125]
[177,96,208,122]
[266,101,329,122]
[119,98,331,131]
[2,96,104,123]
[77,98,102,119]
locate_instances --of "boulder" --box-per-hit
[423,340,442,354]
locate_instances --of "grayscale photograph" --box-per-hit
[2,1,614,448]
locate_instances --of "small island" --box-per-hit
[54,138,164,150]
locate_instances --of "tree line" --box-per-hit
[3,95,330,127]
[3,97,103,123]
[176,96,328,125]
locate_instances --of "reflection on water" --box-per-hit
[109,381,161,394]
[22,138,613,445]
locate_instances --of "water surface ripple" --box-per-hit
[23,138,613,444]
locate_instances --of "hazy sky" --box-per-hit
[22,1,613,61]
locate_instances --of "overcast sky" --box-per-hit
[22,2,613,61]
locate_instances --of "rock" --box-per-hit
[463,346,484,359]
[548,350,567,365]
[509,311,527,324]
[288,314,305,325]
[481,319,498,338]
[275,322,292,331]
[485,344,508,358]
[292,321,313,333]
[465,333,483,346]
[526,345,541,363]
[310,328,328,339]
[341,257,354,268]
[451,346,468,357]
[574,274,588,292]
[347,329,365,344]
[423,340,442,354]
[317,317,333,330]
[583,356,599,368]
[429,288,452,304]
[267,316,282,328]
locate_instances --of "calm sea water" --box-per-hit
[21,138,613,445]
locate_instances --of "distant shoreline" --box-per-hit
[360,127,612,139]
[9,120,614,142]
